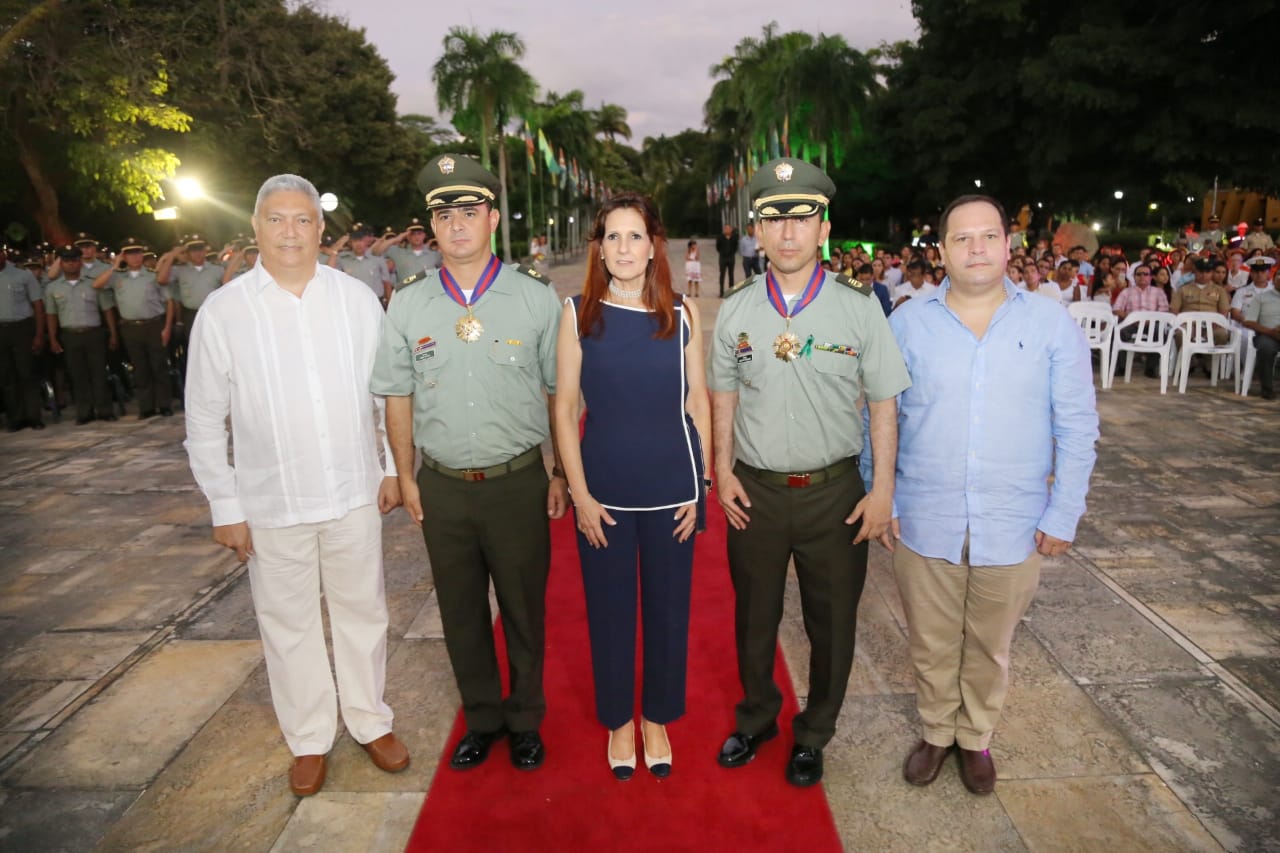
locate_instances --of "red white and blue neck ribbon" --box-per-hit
[766,263,824,320]
[440,254,501,307]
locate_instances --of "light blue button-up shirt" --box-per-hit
[885,278,1098,566]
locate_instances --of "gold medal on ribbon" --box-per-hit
[773,330,801,361]
[455,312,484,342]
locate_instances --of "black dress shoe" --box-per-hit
[509,730,545,770]
[449,728,506,770]
[717,721,779,768]
[159,407,174,416]
[785,745,823,787]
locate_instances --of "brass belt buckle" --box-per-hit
[787,473,811,488]
[462,470,485,482]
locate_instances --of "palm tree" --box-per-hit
[594,103,632,145]
[705,22,879,177]
[432,27,537,261]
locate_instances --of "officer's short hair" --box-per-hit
[254,174,322,220]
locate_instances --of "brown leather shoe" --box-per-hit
[289,754,326,796]
[362,732,410,773]
[903,740,951,786]
[958,747,996,794]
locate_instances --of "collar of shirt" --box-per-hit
[249,263,321,295]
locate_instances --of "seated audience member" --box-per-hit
[1112,263,1171,378]
[892,259,937,309]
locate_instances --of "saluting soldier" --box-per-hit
[93,238,175,417]
[44,245,118,424]
[331,223,393,304]
[157,234,226,334]
[374,217,442,288]
[221,240,260,283]
[0,246,47,430]
[371,154,568,773]
[708,158,911,787]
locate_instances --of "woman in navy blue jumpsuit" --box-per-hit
[554,193,711,780]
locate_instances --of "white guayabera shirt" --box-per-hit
[184,263,395,529]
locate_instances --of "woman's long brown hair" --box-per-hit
[578,192,678,339]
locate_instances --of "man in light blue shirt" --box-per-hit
[886,195,1098,796]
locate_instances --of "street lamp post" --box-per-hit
[1114,190,1124,233]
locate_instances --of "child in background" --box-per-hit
[685,239,702,297]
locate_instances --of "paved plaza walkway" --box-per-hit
[0,242,1276,851]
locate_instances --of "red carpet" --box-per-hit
[406,505,843,853]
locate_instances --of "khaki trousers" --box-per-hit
[248,503,393,756]
[892,541,1040,750]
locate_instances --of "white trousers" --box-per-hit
[247,503,393,756]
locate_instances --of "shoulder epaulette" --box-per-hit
[514,264,551,285]
[835,272,872,296]
[400,269,430,288]
[724,274,760,299]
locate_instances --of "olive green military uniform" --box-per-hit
[171,262,224,331]
[0,261,45,427]
[371,154,561,735]
[385,244,441,289]
[45,273,115,421]
[103,266,171,414]
[338,252,392,301]
[372,262,560,733]
[710,158,911,750]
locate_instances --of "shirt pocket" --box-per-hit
[735,353,765,390]
[411,344,448,389]
[810,347,859,385]
[488,339,534,369]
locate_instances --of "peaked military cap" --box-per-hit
[749,158,836,218]
[406,217,427,232]
[418,154,499,210]
[56,244,80,260]
[120,237,145,252]
[184,234,209,249]
[1246,256,1276,271]
[73,232,97,247]
[349,221,374,238]
[1193,257,1214,271]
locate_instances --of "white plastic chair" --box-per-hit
[1169,312,1240,394]
[1068,302,1116,389]
[1109,311,1176,393]
[1238,328,1280,397]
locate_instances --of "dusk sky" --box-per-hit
[321,0,919,141]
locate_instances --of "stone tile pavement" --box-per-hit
[0,243,1276,851]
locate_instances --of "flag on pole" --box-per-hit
[524,121,536,174]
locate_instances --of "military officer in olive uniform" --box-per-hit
[374,217,442,289]
[1171,257,1231,345]
[709,158,911,787]
[372,154,567,773]
[0,246,47,430]
[45,245,118,424]
[157,234,225,334]
[93,238,175,417]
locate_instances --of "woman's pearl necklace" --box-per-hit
[608,281,643,299]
